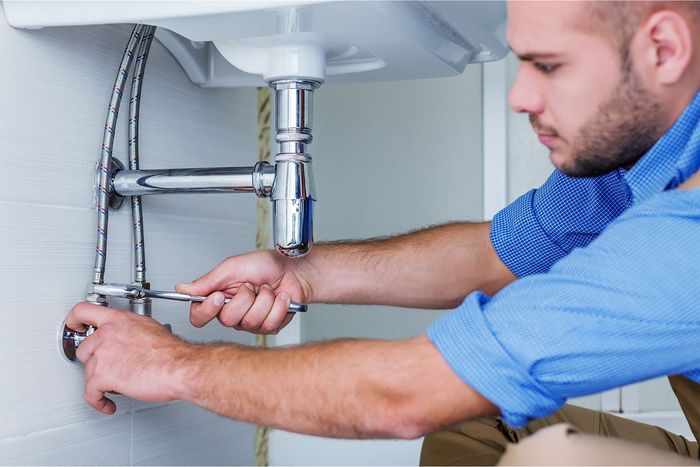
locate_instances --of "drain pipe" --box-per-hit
[269,79,318,257]
[109,79,319,258]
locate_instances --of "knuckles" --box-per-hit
[218,308,241,328]
[258,322,278,334]
[240,314,263,331]
[203,303,221,319]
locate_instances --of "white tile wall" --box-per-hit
[131,403,255,466]
[0,6,258,465]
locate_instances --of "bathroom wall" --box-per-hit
[0,8,258,465]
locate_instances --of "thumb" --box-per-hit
[176,257,240,296]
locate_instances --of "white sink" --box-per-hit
[3,1,507,86]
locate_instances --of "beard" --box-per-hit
[532,66,665,178]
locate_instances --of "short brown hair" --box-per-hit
[584,1,700,50]
[583,1,700,75]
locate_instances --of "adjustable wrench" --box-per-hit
[88,283,307,312]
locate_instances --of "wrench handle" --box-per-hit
[145,289,307,313]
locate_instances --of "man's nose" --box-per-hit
[508,68,545,115]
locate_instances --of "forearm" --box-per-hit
[176,336,496,439]
[297,222,515,309]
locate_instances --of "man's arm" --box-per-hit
[304,222,515,309]
[182,336,497,438]
[178,222,516,333]
[67,303,498,438]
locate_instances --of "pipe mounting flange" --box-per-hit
[95,157,127,210]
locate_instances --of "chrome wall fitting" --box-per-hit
[99,157,127,210]
[61,323,94,363]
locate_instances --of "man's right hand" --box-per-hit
[175,222,514,335]
[175,251,312,334]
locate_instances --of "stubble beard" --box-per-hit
[549,66,665,178]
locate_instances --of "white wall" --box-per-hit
[0,9,258,465]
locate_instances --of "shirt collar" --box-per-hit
[624,88,700,203]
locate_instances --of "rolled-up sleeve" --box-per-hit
[432,190,700,427]
[491,169,631,277]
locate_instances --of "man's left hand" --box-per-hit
[66,302,193,415]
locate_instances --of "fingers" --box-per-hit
[65,302,117,333]
[189,292,227,328]
[84,377,116,415]
[176,256,239,296]
[75,328,104,364]
[83,354,97,381]
[278,313,295,330]
[186,283,296,334]
[258,292,292,334]
[79,333,116,415]
[218,285,257,328]
[231,285,275,330]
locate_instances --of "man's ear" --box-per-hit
[635,10,693,85]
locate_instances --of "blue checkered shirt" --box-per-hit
[428,89,700,428]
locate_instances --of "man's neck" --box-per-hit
[677,170,700,190]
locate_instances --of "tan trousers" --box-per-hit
[420,404,700,466]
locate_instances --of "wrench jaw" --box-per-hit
[89,283,141,300]
[127,282,153,317]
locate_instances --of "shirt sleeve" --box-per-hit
[431,190,700,427]
[490,169,631,277]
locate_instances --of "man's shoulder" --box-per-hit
[554,188,700,280]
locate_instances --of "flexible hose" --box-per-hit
[128,25,156,285]
[92,25,148,290]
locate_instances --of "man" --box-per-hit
[66,1,700,464]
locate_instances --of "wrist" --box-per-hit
[284,247,323,303]
[169,342,210,403]
[303,242,369,304]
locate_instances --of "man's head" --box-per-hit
[507,1,700,177]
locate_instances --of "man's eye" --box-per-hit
[534,63,559,74]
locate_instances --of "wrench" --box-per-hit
[88,283,307,312]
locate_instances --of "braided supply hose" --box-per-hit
[91,24,149,299]
[128,25,156,285]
